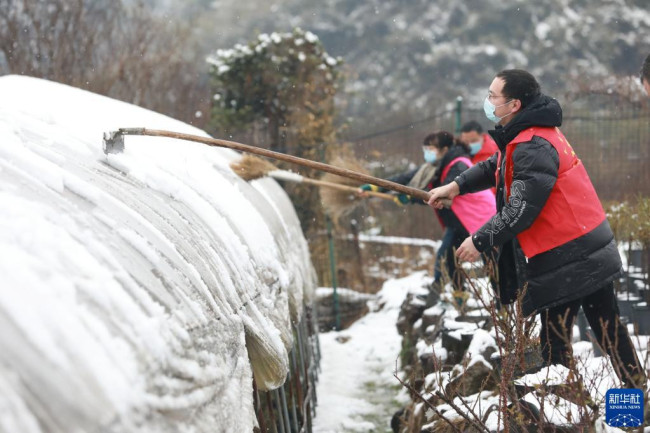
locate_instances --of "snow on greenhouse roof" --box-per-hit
[0,75,316,432]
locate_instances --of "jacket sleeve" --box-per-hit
[385,168,419,190]
[471,137,559,253]
[454,153,498,194]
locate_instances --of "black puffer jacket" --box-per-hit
[391,145,470,232]
[454,94,622,316]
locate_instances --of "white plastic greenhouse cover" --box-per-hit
[0,76,317,433]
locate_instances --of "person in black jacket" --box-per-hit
[360,131,481,292]
[428,69,645,388]
[641,54,650,96]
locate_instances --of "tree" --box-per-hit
[0,0,210,128]
[208,28,342,234]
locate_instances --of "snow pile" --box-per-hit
[0,76,316,433]
[515,364,572,388]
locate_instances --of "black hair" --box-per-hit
[423,130,470,154]
[641,54,650,84]
[496,69,541,109]
[460,120,483,134]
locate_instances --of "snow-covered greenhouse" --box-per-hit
[0,76,319,432]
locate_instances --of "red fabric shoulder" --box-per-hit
[441,156,473,182]
[510,126,559,144]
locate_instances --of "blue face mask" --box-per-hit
[423,149,437,163]
[484,97,513,123]
[469,142,482,155]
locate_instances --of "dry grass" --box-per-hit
[319,155,373,222]
[231,153,378,225]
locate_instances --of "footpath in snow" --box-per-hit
[313,273,429,432]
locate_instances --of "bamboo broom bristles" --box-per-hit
[229,154,399,219]
[230,154,279,181]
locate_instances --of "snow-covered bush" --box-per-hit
[207,28,340,141]
[393,265,649,432]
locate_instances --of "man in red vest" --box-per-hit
[459,120,498,165]
[427,69,644,388]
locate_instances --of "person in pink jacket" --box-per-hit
[423,131,496,291]
[360,131,496,293]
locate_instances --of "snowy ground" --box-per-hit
[312,273,429,432]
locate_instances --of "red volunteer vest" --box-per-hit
[471,133,498,165]
[473,133,498,194]
[496,126,606,258]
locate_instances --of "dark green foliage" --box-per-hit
[208,28,342,234]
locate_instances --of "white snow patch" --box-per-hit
[313,273,429,432]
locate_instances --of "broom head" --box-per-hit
[230,154,279,181]
[319,155,370,221]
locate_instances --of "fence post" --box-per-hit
[326,214,341,331]
[349,218,367,292]
[455,96,463,134]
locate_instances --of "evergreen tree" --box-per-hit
[208,28,342,235]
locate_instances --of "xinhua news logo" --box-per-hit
[605,389,644,428]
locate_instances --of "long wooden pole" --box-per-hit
[106,128,433,202]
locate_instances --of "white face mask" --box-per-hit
[484,97,514,123]
[423,148,437,163]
